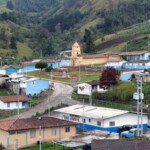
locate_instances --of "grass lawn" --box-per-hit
[94,100,135,111]
[27,70,101,84]
[79,74,100,83]
[21,143,72,150]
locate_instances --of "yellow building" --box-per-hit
[0,117,78,149]
[71,42,121,66]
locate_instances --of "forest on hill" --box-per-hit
[0,0,150,62]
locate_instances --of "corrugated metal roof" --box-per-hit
[55,105,129,120]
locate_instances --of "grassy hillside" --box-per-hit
[0,0,149,61]
[95,21,150,53]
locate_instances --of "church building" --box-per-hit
[71,42,121,66]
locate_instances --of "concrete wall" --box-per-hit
[0,69,6,75]
[61,112,148,133]
[79,58,108,66]
[1,126,76,149]
[103,113,148,128]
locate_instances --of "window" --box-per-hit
[89,119,91,123]
[64,115,69,120]
[7,103,10,108]
[52,128,57,136]
[109,121,115,127]
[97,121,101,126]
[82,119,86,123]
[17,130,25,134]
[65,127,70,133]
[9,131,16,135]
[30,129,36,138]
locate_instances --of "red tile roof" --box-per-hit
[0,117,78,131]
[0,95,31,103]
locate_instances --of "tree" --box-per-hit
[100,68,120,89]
[45,66,53,76]
[10,36,17,49]
[6,1,14,10]
[0,28,8,42]
[83,29,95,53]
[35,62,48,71]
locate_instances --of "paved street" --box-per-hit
[9,82,80,119]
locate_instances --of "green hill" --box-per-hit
[0,0,150,60]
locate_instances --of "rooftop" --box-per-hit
[0,117,78,131]
[55,105,129,120]
[120,51,148,56]
[127,60,150,63]
[0,95,31,103]
[54,130,118,148]
[86,80,99,86]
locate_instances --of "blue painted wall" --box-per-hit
[77,123,148,133]
[122,64,150,70]
[26,79,49,96]
[3,59,71,74]
[6,66,18,74]
[47,61,61,68]
[19,65,36,73]
[120,72,134,81]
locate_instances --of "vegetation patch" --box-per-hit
[21,142,72,150]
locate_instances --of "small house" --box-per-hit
[86,80,107,93]
[55,105,148,133]
[0,95,31,110]
[120,70,144,81]
[8,75,50,96]
[0,117,78,149]
[122,60,150,70]
[104,60,126,70]
[20,78,50,96]
[120,51,150,61]
[0,66,18,75]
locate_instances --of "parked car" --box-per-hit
[120,128,137,138]
[117,125,135,135]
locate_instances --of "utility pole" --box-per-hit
[134,73,144,136]
[82,99,85,131]
[17,81,20,119]
[78,61,81,82]
[48,92,50,116]
[39,126,42,150]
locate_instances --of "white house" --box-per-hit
[104,60,126,69]
[120,51,150,61]
[0,95,31,110]
[55,105,148,133]
[86,80,107,93]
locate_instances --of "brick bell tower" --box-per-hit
[71,42,81,66]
